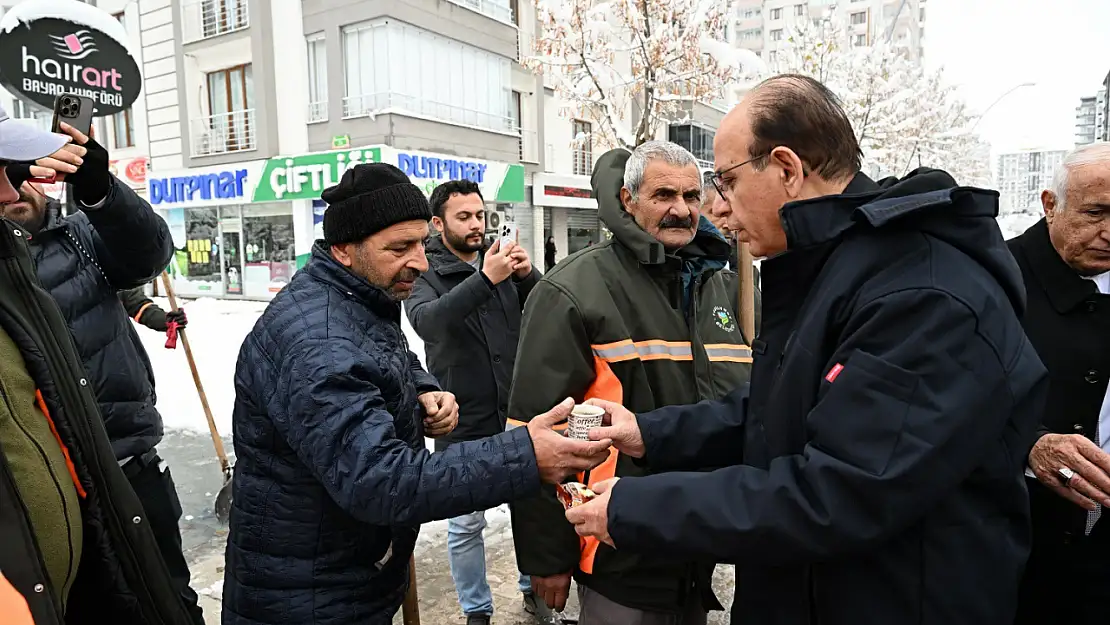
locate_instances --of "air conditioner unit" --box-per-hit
[486,210,506,233]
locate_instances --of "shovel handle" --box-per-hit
[159,272,231,478]
[402,556,420,624]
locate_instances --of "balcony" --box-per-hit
[308,101,327,124]
[182,0,250,44]
[517,129,539,163]
[342,92,515,133]
[447,0,513,24]
[191,109,256,156]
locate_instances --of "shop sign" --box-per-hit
[109,156,148,189]
[0,0,142,115]
[386,147,525,203]
[331,134,350,149]
[533,173,597,209]
[149,166,252,206]
[254,147,382,202]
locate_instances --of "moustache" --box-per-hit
[393,268,421,284]
[659,216,694,229]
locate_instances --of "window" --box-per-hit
[850,11,867,25]
[794,4,805,16]
[306,34,327,122]
[572,120,592,176]
[111,109,135,148]
[201,0,248,38]
[853,34,866,46]
[203,64,255,152]
[770,7,782,19]
[342,19,512,131]
[447,0,512,23]
[770,29,783,41]
[920,7,925,21]
[668,124,715,165]
[768,50,778,63]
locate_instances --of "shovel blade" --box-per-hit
[214,478,233,524]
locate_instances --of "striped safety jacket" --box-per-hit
[508,148,757,614]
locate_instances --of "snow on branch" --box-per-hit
[772,14,992,187]
[527,0,765,150]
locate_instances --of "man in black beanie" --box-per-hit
[224,163,614,625]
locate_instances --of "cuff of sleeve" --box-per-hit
[606,477,645,550]
[505,425,542,497]
[636,412,667,469]
[78,196,108,209]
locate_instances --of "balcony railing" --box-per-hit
[517,128,539,163]
[191,109,256,156]
[308,101,327,123]
[342,92,516,133]
[182,0,249,44]
[447,0,513,23]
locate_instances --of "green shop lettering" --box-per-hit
[256,147,382,201]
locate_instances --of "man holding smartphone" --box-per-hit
[2,117,205,625]
[406,180,547,625]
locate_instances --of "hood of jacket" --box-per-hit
[590,148,731,266]
[780,168,1023,313]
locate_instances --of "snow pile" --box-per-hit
[0,0,137,58]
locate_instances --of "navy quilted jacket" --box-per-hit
[29,179,173,460]
[223,243,542,625]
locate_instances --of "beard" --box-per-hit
[350,249,423,302]
[444,227,484,254]
[0,188,47,233]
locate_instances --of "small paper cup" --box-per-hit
[567,404,605,440]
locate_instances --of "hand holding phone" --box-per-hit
[499,223,519,251]
[52,94,95,137]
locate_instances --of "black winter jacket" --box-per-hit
[603,170,1048,625]
[223,243,543,625]
[0,217,194,625]
[29,180,174,460]
[406,236,540,450]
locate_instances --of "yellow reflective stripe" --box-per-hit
[704,343,753,363]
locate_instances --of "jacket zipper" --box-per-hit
[2,254,170,624]
[0,383,72,612]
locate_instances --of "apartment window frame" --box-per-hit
[850,11,867,25]
[306,32,328,122]
[794,4,805,16]
[853,33,866,46]
[204,63,254,153]
[111,108,135,148]
[770,28,784,41]
[770,7,782,20]
[572,119,592,177]
[201,0,248,38]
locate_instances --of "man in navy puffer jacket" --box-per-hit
[223,163,613,625]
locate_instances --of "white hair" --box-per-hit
[1051,142,1110,210]
[623,140,699,201]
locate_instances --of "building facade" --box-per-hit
[1076,95,1098,146]
[995,148,1067,217]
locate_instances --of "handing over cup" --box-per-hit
[526,398,614,484]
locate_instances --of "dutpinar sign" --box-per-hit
[253,146,525,204]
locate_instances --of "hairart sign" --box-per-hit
[0,0,142,115]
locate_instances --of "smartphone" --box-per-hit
[51,93,95,136]
[499,223,519,250]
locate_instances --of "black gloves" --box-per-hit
[166,309,187,328]
[65,136,111,205]
[4,163,34,190]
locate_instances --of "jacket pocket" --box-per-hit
[810,349,918,476]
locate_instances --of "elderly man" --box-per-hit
[1009,143,1110,625]
[563,74,1048,625]
[509,141,753,624]
[224,163,612,625]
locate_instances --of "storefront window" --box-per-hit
[176,207,224,296]
[242,203,296,297]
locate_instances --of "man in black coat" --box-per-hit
[562,74,1048,625]
[1008,143,1110,625]
[0,104,195,625]
[1,124,203,624]
[406,180,547,625]
[224,163,612,625]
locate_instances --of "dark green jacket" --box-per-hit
[0,217,194,625]
[509,149,757,613]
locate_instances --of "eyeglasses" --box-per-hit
[707,155,763,199]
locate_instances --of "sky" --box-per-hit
[925,0,1110,156]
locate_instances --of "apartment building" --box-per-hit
[0,0,150,200]
[1077,95,1098,146]
[750,0,926,65]
[995,148,1067,217]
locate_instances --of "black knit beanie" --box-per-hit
[321,163,431,245]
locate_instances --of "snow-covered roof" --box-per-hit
[0,0,136,58]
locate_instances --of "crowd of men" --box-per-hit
[0,71,1107,625]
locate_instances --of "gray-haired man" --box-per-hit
[509,141,754,624]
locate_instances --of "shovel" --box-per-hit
[159,271,234,523]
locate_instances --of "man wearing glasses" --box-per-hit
[562,74,1048,625]
[509,140,753,624]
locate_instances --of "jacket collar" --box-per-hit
[426,235,478,277]
[1016,218,1098,313]
[303,240,402,321]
